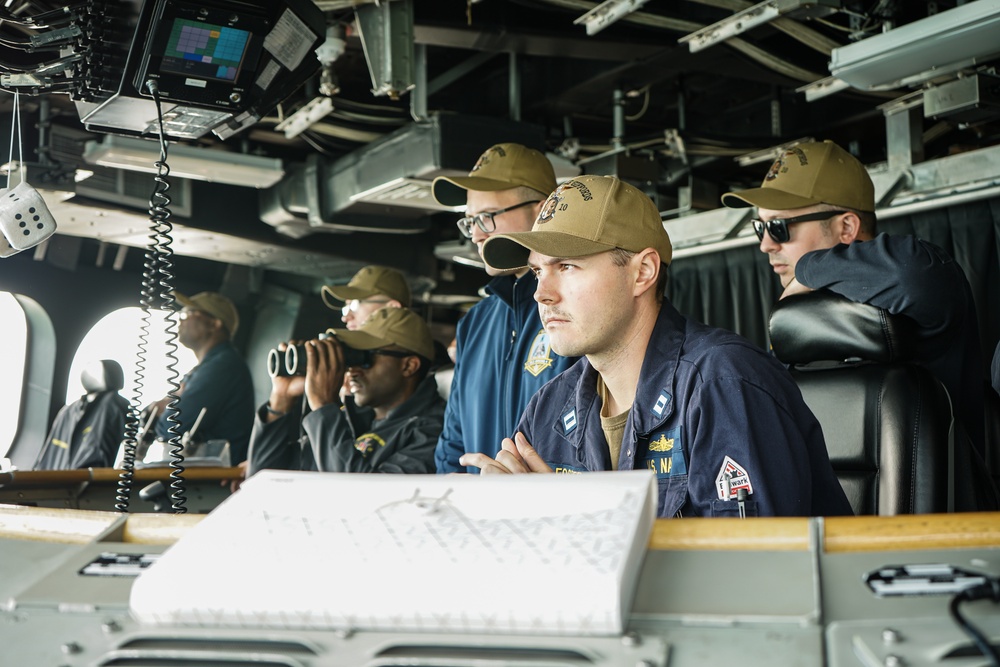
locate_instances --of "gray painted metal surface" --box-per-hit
[1,514,998,666]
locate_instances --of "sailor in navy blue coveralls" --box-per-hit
[463,175,852,519]
[509,299,853,518]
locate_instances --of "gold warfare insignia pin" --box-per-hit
[523,329,554,377]
[648,433,674,452]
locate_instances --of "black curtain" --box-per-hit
[666,196,1000,378]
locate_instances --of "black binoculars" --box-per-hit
[267,334,373,378]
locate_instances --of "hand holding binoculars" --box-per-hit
[267,333,372,378]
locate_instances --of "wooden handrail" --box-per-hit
[648,513,1000,552]
[0,469,92,486]
[122,513,207,544]
[0,466,242,487]
[0,503,123,543]
[823,512,1000,552]
[648,517,810,551]
[4,502,999,551]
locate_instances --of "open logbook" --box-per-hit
[130,469,657,635]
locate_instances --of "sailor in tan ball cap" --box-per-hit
[722,139,986,462]
[430,143,578,474]
[321,265,411,330]
[464,174,852,520]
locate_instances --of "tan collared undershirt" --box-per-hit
[596,375,629,471]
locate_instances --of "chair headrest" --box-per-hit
[769,291,914,366]
[81,359,125,393]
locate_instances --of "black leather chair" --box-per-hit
[769,291,968,515]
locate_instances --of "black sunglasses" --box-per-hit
[751,210,848,243]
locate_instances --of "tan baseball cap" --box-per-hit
[328,306,435,361]
[722,140,875,212]
[482,175,672,271]
[432,143,557,207]
[321,265,412,310]
[174,291,239,336]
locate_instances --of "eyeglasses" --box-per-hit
[751,210,848,244]
[456,200,541,238]
[341,299,389,317]
[178,309,212,321]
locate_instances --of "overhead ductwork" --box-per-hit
[829,1,1000,91]
[258,113,546,237]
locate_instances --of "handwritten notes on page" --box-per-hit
[130,470,656,635]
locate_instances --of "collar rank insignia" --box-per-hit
[562,409,577,434]
[523,329,554,377]
[652,392,670,416]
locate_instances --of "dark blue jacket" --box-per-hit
[35,391,128,469]
[155,341,255,463]
[796,234,985,458]
[435,272,578,473]
[513,301,853,518]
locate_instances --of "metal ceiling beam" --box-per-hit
[535,44,783,120]
[574,0,653,35]
[678,0,840,53]
[679,1,781,53]
[425,51,500,97]
[412,25,664,62]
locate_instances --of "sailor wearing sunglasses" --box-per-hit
[722,140,987,462]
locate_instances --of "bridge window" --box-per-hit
[66,307,198,408]
[0,293,28,457]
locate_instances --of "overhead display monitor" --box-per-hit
[136,0,269,111]
[77,0,325,141]
[160,18,252,83]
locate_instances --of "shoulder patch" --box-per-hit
[524,329,554,377]
[354,432,387,456]
[716,455,753,500]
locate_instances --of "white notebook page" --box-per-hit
[130,469,656,636]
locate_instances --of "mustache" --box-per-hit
[540,308,571,323]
